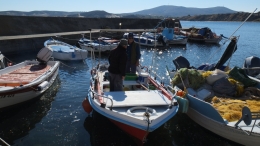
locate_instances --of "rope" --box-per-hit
[4,56,15,64]
[0,137,10,146]
[142,113,151,143]
[60,61,76,69]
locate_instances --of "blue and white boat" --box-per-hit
[123,29,187,47]
[78,37,119,52]
[123,32,164,47]
[44,38,88,61]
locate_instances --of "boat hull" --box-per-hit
[52,51,88,60]
[187,108,260,146]
[0,61,60,109]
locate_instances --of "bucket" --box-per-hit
[138,72,149,84]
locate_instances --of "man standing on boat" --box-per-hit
[126,33,141,73]
[108,39,128,91]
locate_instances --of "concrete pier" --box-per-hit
[0,16,180,54]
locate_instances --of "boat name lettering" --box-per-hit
[0,94,15,98]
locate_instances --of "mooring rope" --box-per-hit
[60,61,76,69]
[0,137,10,146]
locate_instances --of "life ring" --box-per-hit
[127,106,156,117]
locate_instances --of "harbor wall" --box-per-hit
[0,16,180,55]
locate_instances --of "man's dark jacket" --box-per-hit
[108,45,127,76]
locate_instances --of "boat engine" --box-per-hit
[36,46,53,64]
[243,56,260,77]
[173,56,190,70]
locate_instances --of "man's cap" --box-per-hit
[128,33,134,38]
[119,39,128,46]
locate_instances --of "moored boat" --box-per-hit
[82,63,179,144]
[44,38,88,60]
[78,37,119,53]
[0,47,60,110]
[180,27,222,44]
[167,36,260,146]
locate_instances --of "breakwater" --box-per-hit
[0,16,180,54]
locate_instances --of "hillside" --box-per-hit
[179,12,260,21]
[127,6,236,17]
[0,5,237,18]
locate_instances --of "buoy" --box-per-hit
[82,97,92,114]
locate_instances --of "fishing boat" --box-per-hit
[123,29,187,47]
[158,27,188,45]
[78,37,119,53]
[82,63,179,144]
[0,47,60,110]
[123,32,164,47]
[44,38,88,60]
[180,27,222,44]
[167,36,260,146]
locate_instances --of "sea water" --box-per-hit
[1,21,259,146]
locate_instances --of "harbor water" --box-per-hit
[1,21,260,146]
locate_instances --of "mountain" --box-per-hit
[121,5,237,17]
[0,5,237,18]
[67,10,121,18]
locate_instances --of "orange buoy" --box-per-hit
[82,97,93,114]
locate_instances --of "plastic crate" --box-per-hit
[125,73,138,81]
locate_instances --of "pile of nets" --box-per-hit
[171,68,205,89]
[207,96,260,122]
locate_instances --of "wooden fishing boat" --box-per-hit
[0,47,60,110]
[82,63,179,144]
[180,27,222,44]
[44,38,88,60]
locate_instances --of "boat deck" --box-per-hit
[98,70,172,107]
[104,90,171,107]
[0,64,51,86]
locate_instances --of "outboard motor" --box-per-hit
[156,35,166,46]
[173,56,190,70]
[243,56,260,77]
[36,47,53,65]
[0,51,5,69]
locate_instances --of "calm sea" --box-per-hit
[1,21,260,146]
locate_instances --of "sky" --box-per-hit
[0,0,258,13]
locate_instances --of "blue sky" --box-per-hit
[0,0,258,13]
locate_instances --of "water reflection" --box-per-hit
[83,111,137,146]
[0,76,61,145]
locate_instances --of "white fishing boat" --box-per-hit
[82,63,179,144]
[78,37,119,53]
[44,38,88,60]
[0,47,60,110]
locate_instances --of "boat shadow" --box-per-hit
[0,76,61,145]
[83,110,138,146]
